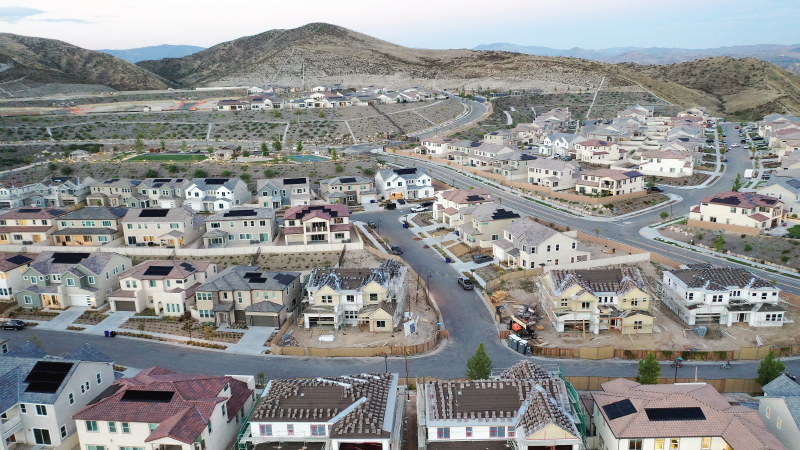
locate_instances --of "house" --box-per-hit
[283,204,351,245]
[0,181,38,211]
[375,167,433,200]
[527,159,580,190]
[202,206,277,248]
[467,143,517,168]
[14,251,131,309]
[69,149,91,161]
[433,188,491,225]
[576,169,645,196]
[759,373,800,450]
[0,207,67,245]
[617,104,653,120]
[303,259,405,332]
[256,177,314,208]
[122,206,204,248]
[688,191,784,231]
[214,147,236,160]
[86,178,143,207]
[217,99,249,111]
[759,177,800,216]
[0,343,116,450]
[139,177,190,208]
[540,267,653,335]
[581,123,635,142]
[108,259,216,317]
[593,378,787,450]
[184,178,252,212]
[194,265,301,327]
[492,218,590,269]
[456,203,521,248]
[29,177,96,208]
[51,206,127,246]
[318,175,377,205]
[491,152,541,181]
[572,140,625,164]
[627,149,694,177]
[483,130,517,146]
[782,152,800,171]
[422,360,582,450]
[0,252,36,301]
[660,265,784,327]
[240,372,403,450]
[677,106,707,117]
[419,136,455,155]
[542,133,587,157]
[73,366,255,450]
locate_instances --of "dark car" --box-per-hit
[0,319,26,331]
[473,254,494,264]
[391,246,403,255]
[648,186,663,193]
[753,136,764,141]
[420,201,433,207]
[397,199,406,205]
[705,139,714,143]
[741,139,746,143]
[458,277,475,290]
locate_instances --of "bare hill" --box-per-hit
[0,33,169,91]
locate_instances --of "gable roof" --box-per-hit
[667,267,775,291]
[763,373,800,397]
[504,218,559,246]
[59,207,128,221]
[64,344,114,363]
[700,191,781,209]
[119,260,212,280]
[549,267,646,297]
[196,266,299,292]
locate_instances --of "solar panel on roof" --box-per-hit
[121,390,175,403]
[204,178,229,184]
[602,399,636,420]
[492,209,519,220]
[393,168,417,175]
[17,208,41,213]
[24,361,74,394]
[711,197,740,206]
[138,209,169,218]
[248,277,267,284]
[7,255,32,265]
[623,171,643,178]
[787,179,800,189]
[51,253,90,264]
[275,273,296,285]
[465,195,483,201]
[103,179,120,184]
[243,272,262,279]
[153,179,171,182]
[223,210,257,217]
[179,262,195,272]
[143,266,173,276]
[283,177,307,185]
[645,407,705,422]
[340,177,357,183]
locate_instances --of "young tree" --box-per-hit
[193,169,208,178]
[167,164,179,174]
[272,139,282,152]
[297,141,303,152]
[134,136,145,153]
[713,234,725,252]
[335,164,344,173]
[180,141,188,152]
[48,162,57,171]
[756,350,786,386]
[466,343,492,379]
[660,211,669,221]
[160,139,166,151]
[243,150,250,158]
[182,321,199,342]
[646,178,656,189]
[137,322,146,335]
[145,168,159,178]
[257,371,265,387]
[594,227,600,238]
[732,173,742,192]
[261,142,269,156]
[60,166,73,176]
[207,146,214,153]
[319,110,325,118]
[636,351,661,385]
[331,149,338,160]
[29,335,43,348]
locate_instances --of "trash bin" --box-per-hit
[445,257,452,263]
[402,223,408,228]
[104,330,110,337]
[110,331,116,338]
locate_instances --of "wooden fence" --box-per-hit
[512,344,795,362]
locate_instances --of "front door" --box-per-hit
[32,235,41,243]
[128,236,137,245]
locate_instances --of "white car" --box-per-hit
[411,206,427,212]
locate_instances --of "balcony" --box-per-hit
[1,415,22,439]
[306,224,328,233]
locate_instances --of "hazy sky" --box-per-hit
[1,0,799,50]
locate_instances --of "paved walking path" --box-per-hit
[503,111,513,125]
[353,221,387,252]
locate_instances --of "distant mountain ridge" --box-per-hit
[474,43,800,75]
[97,44,205,64]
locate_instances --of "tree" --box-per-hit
[243,150,250,158]
[193,169,207,178]
[160,139,166,151]
[319,110,325,118]
[256,371,265,387]
[646,178,656,190]
[636,351,661,385]
[594,227,600,238]
[272,139,282,152]
[713,234,725,252]
[221,170,231,177]
[466,343,492,379]
[22,157,33,165]
[263,169,276,178]
[331,149,338,160]
[180,141,188,152]
[29,334,43,348]
[182,321,199,342]
[297,141,303,152]
[732,173,742,192]
[660,211,669,221]
[145,168,159,178]
[60,166,73,176]
[134,136,144,153]
[47,162,57,171]
[207,146,214,153]
[241,173,251,182]
[756,350,786,386]
[167,164,179,174]
[261,142,269,156]
[137,322,146,335]
[274,109,281,118]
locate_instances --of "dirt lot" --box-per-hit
[119,318,244,344]
[659,224,800,270]
[647,173,712,187]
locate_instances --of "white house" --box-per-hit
[0,182,38,211]
[527,159,580,190]
[492,219,590,269]
[256,177,314,208]
[758,177,800,216]
[572,140,625,164]
[625,149,694,177]
[375,167,433,200]
[122,206,204,248]
[184,178,252,212]
[0,252,36,301]
[759,373,800,450]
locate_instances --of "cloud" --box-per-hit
[0,6,45,23]
[34,18,96,24]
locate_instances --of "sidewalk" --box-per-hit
[35,306,88,330]
[85,311,135,335]
[353,221,387,253]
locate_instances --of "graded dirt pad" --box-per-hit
[119,318,244,344]
[339,250,385,269]
[649,173,711,187]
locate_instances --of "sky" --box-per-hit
[1,0,799,51]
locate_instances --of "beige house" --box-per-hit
[433,188,491,225]
[0,207,67,245]
[576,169,645,196]
[52,207,128,246]
[689,191,784,231]
[540,268,653,335]
[108,259,216,316]
[527,159,579,191]
[139,177,190,208]
[86,178,144,207]
[122,206,204,248]
[303,260,405,332]
[456,203,521,248]
[758,177,800,216]
[203,206,277,248]
[283,204,351,245]
[194,266,302,327]
[318,175,377,205]
[492,218,590,269]
[257,177,315,208]
[0,252,36,301]
[572,139,625,164]
[759,374,800,450]
[483,130,517,146]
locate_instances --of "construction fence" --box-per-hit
[488,344,794,362]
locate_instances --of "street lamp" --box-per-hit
[673,358,683,383]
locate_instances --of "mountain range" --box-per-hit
[474,43,800,75]
[96,44,205,63]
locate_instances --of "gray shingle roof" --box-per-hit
[60,207,128,220]
[504,218,559,246]
[3,341,48,359]
[670,267,775,291]
[763,373,800,397]
[196,266,299,292]
[207,206,275,221]
[64,343,115,363]
[244,301,285,313]
[189,178,243,191]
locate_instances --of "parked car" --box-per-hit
[411,206,427,212]
[458,277,475,290]
[473,254,494,264]
[741,139,746,143]
[762,174,771,180]
[753,136,764,141]
[420,201,433,207]
[705,139,714,143]
[0,319,26,331]
[648,186,663,193]
[735,126,740,129]
[397,199,406,205]
[391,246,403,255]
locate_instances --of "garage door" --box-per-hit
[69,295,91,307]
[114,300,136,312]
[249,315,278,327]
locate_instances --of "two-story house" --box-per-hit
[0,343,116,450]
[758,177,800,216]
[433,188,491,226]
[0,253,36,301]
[759,373,800,450]
[51,207,128,246]
[108,259,216,315]
[491,152,540,181]
[492,218,590,269]
[0,207,67,245]
[688,191,784,231]
[86,178,144,207]
[593,378,786,450]
[240,372,402,450]
[422,360,582,450]
[202,206,277,248]
[576,169,644,196]
[139,177,190,208]
[541,133,587,157]
[456,203,521,248]
[14,251,131,309]
[483,130,517,146]
[541,268,653,335]
[318,175,377,205]
[0,181,38,211]
[194,266,302,327]
[375,167,433,200]
[122,206,204,248]
[283,204,351,245]
[661,265,784,327]
[256,177,315,209]
[628,149,694,177]
[303,259,405,333]
[184,178,252,212]
[73,366,255,450]
[528,159,580,190]
[572,140,625,164]
[29,177,96,208]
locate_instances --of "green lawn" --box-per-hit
[128,154,208,162]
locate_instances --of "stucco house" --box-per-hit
[688,191,784,231]
[202,206,277,248]
[318,175,377,205]
[433,188,491,225]
[0,252,36,301]
[256,177,315,209]
[0,207,67,245]
[759,373,800,450]
[283,204,351,245]
[122,206,204,248]
[456,203,521,248]
[51,206,128,246]
[758,177,800,216]
[375,167,433,200]
[184,178,252,213]
[572,140,625,164]
[492,218,590,269]
[527,159,580,190]
[576,169,645,196]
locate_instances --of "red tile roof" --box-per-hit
[330,224,351,232]
[749,213,770,222]
[284,204,350,220]
[700,191,781,209]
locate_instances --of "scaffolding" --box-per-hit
[558,366,588,450]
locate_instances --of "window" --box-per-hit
[86,446,105,450]
[20,404,27,413]
[85,381,90,391]
[60,425,67,438]
[286,424,294,435]
[370,293,378,302]
[86,420,99,432]
[170,223,179,229]
[207,421,213,434]
[35,404,47,415]
[221,404,226,417]
[507,426,515,438]
[465,427,473,438]
[655,439,664,450]
[149,423,157,433]
[259,424,272,436]
[237,292,243,303]
[33,429,52,445]
[96,373,102,384]
[629,439,643,450]
[69,393,74,404]
[88,276,95,284]
[67,278,75,286]
[437,428,450,439]
[24,295,32,304]
[778,417,783,429]
[376,320,386,328]
[701,437,711,449]
[109,421,117,433]
[670,439,680,449]
[311,424,326,436]
[122,422,130,433]
[489,426,505,438]
[581,302,591,310]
